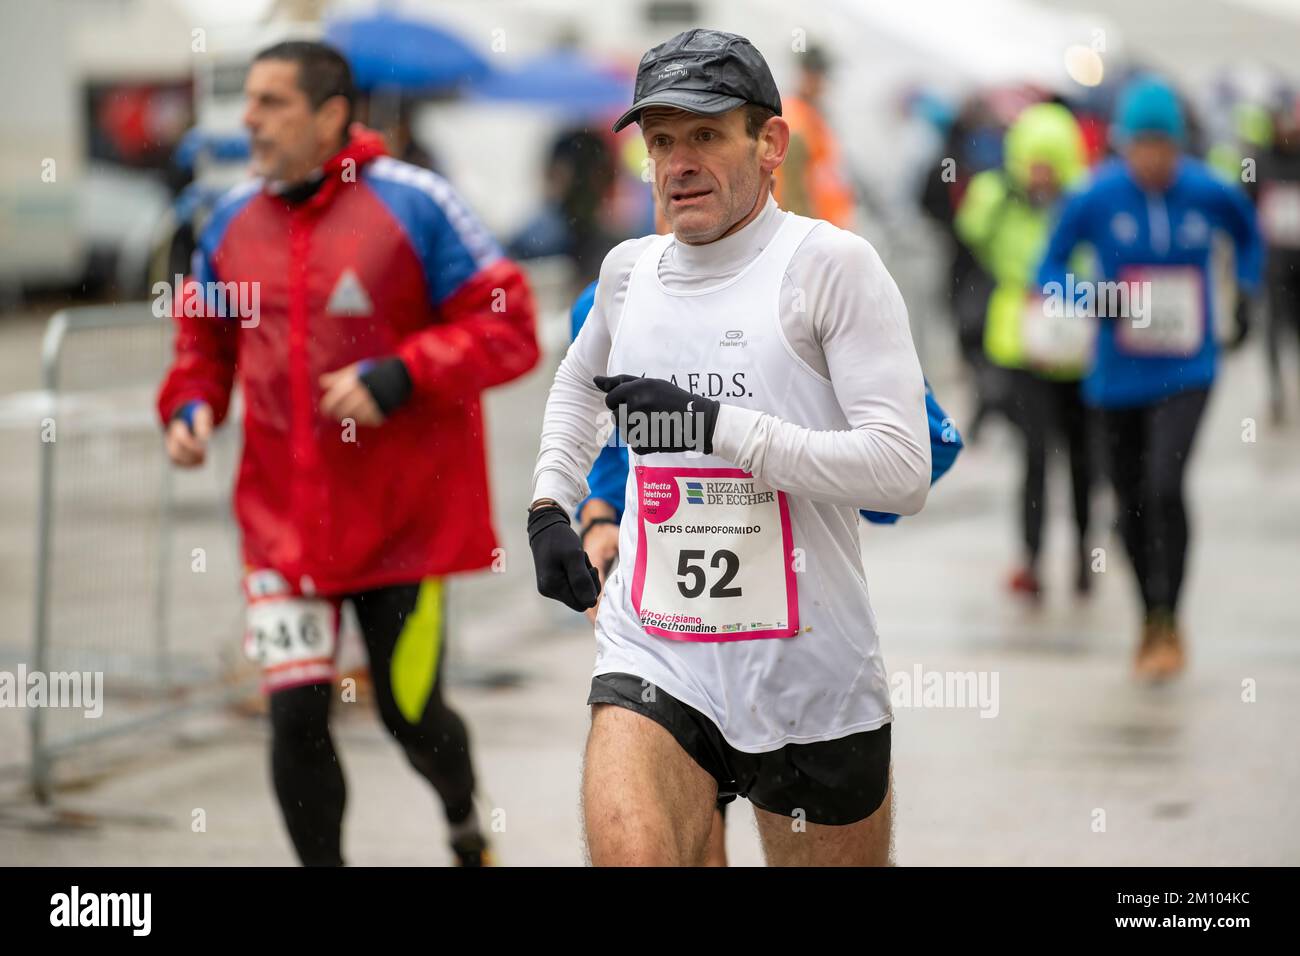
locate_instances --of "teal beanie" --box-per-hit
[1115,76,1186,144]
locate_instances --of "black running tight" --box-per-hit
[1101,387,1210,616]
[268,581,477,866]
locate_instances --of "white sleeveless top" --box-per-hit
[594,212,894,752]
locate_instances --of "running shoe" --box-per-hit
[1008,566,1042,600]
[1149,622,1187,679]
[1134,616,1162,679]
[451,832,494,867]
[1135,613,1184,680]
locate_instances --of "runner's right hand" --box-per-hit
[528,503,601,612]
[165,401,213,468]
[1226,292,1253,351]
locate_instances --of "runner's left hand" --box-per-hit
[595,374,720,454]
[1227,292,1252,351]
[320,363,385,427]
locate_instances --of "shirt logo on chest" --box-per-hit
[1177,211,1209,248]
[326,268,373,316]
[666,370,750,399]
[1110,212,1139,245]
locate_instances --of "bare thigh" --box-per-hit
[704,808,728,867]
[582,703,718,866]
[753,776,893,866]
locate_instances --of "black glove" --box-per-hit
[358,356,413,416]
[528,504,600,612]
[594,374,720,454]
[1227,292,1253,351]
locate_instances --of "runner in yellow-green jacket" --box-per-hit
[955,102,1096,600]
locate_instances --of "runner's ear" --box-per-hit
[760,115,791,174]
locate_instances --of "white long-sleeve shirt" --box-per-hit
[532,194,930,514]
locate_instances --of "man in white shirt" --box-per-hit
[527,29,931,866]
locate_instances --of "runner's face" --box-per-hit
[243,60,339,183]
[642,107,778,244]
[1125,136,1180,192]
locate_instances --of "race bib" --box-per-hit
[1115,267,1204,358]
[630,466,798,642]
[243,594,337,689]
[1022,294,1096,370]
[1259,183,1300,249]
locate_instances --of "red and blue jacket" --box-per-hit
[157,127,539,594]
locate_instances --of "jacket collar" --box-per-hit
[272,123,388,209]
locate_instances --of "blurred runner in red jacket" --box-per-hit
[157,41,539,866]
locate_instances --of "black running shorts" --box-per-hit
[588,671,891,826]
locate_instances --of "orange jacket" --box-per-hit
[774,95,855,228]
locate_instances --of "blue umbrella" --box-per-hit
[469,50,632,116]
[325,11,491,93]
[173,128,250,172]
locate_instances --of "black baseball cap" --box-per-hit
[612,29,782,133]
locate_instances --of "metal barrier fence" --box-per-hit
[29,303,250,801]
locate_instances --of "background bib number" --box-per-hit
[244,596,337,670]
[1022,295,1096,370]
[1260,183,1300,249]
[1115,267,1204,357]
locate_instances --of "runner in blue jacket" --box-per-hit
[1036,76,1263,679]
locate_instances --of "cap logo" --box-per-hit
[655,64,689,80]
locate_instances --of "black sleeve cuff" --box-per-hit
[359,357,413,416]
